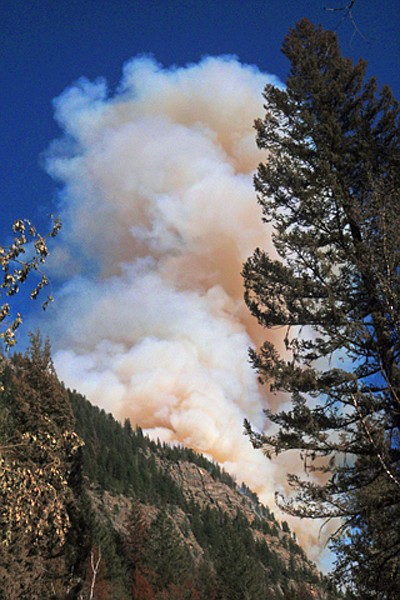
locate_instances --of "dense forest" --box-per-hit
[0,336,343,599]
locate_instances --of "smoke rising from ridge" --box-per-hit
[44,56,328,559]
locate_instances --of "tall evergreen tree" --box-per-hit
[142,508,192,592]
[125,501,153,599]
[242,18,400,596]
[0,335,88,598]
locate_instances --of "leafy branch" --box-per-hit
[0,216,61,349]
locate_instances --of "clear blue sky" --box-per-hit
[2,0,399,240]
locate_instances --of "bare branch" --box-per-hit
[89,546,102,600]
[325,0,356,12]
[325,0,369,43]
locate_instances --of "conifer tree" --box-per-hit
[142,508,192,593]
[243,18,400,595]
[0,335,87,597]
[125,501,153,599]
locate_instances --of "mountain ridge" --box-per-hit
[0,341,344,599]
[70,389,342,599]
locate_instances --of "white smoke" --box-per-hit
[43,55,329,561]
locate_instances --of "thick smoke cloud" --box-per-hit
[44,56,329,560]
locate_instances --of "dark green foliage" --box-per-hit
[70,388,237,504]
[1,338,340,598]
[282,520,291,534]
[331,471,400,598]
[69,390,187,506]
[70,390,339,599]
[211,512,267,599]
[142,508,192,590]
[89,521,130,598]
[243,18,400,597]
[0,335,89,599]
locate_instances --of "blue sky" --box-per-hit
[2,0,399,237]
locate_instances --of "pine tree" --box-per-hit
[142,508,192,593]
[213,517,266,600]
[125,501,153,599]
[242,18,400,595]
[30,333,73,420]
[0,335,87,597]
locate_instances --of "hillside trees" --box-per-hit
[242,18,400,596]
[69,390,335,599]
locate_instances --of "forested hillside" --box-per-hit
[70,389,340,599]
[0,336,344,599]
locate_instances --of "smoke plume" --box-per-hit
[43,56,329,560]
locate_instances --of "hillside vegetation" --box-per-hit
[0,338,344,599]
